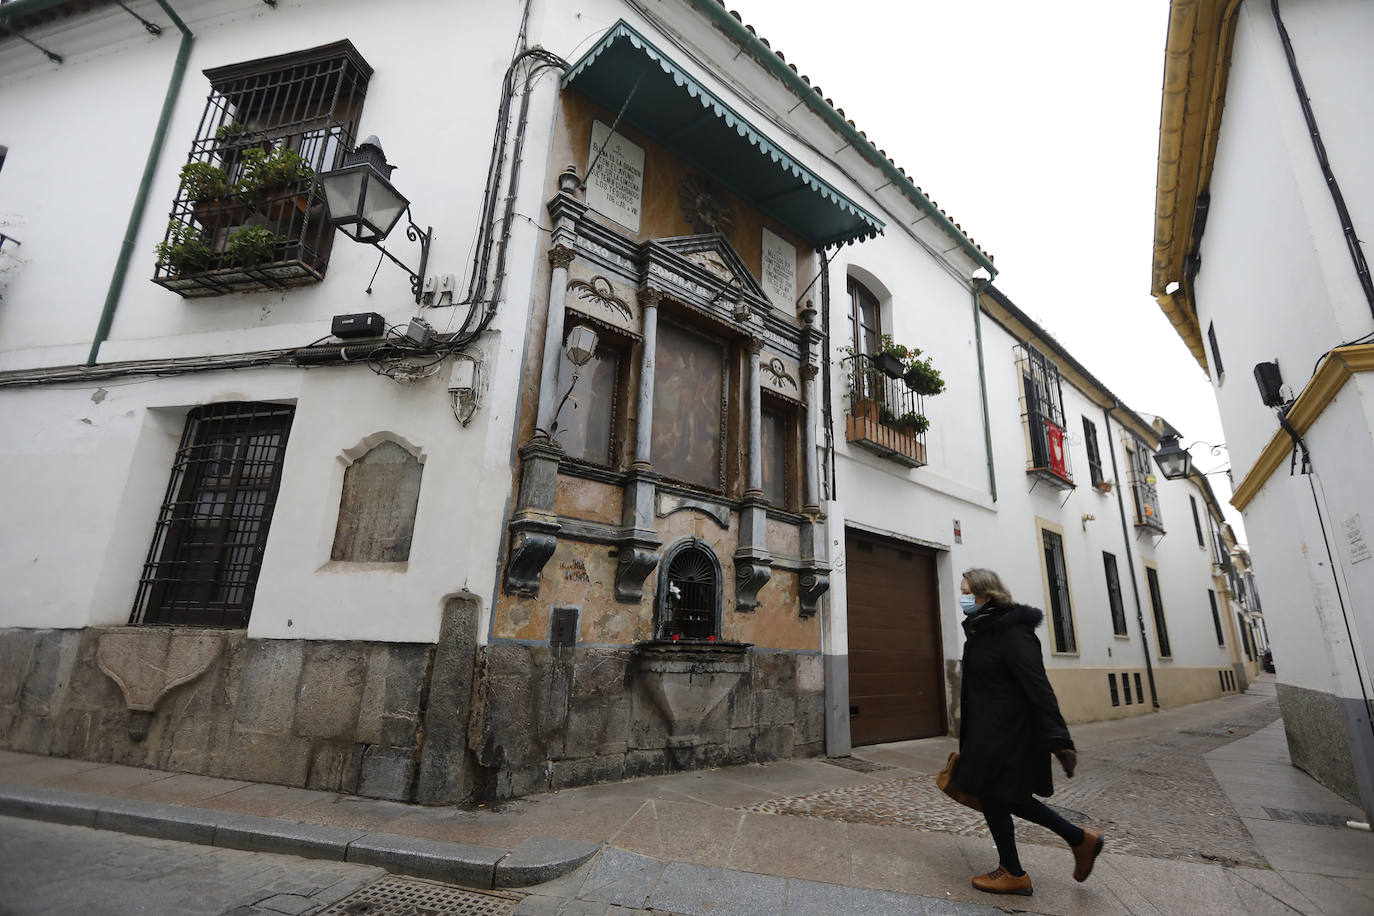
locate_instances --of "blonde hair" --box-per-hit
[961,568,1013,607]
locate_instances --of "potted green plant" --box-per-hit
[154,222,213,275]
[225,225,278,265]
[871,334,907,379]
[214,120,250,144]
[902,352,945,396]
[179,161,230,201]
[236,146,314,219]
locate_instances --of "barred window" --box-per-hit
[1145,566,1172,658]
[1103,551,1128,636]
[656,540,721,640]
[132,403,294,628]
[154,41,373,297]
[1041,528,1076,653]
[1016,344,1073,487]
[1127,438,1164,531]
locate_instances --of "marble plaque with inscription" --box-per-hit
[587,120,645,233]
[761,227,797,314]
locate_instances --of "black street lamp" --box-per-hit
[320,136,431,303]
[1153,431,1193,480]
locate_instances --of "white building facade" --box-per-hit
[1152,0,1374,819]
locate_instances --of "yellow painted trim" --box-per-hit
[1231,344,1374,510]
[1152,0,1245,375]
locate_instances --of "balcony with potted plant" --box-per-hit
[841,336,944,468]
[153,143,333,298]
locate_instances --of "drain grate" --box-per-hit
[318,875,520,916]
[1263,807,1351,828]
[822,756,894,773]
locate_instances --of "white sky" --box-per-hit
[722,0,1246,537]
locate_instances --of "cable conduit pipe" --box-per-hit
[1105,403,1160,709]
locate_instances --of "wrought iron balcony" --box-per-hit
[842,355,927,468]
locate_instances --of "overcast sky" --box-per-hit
[719,0,1245,536]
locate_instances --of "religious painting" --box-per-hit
[653,322,725,490]
[557,346,619,465]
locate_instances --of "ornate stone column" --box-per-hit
[615,287,664,602]
[797,306,830,616]
[735,336,772,611]
[534,244,577,439]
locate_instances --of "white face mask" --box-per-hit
[959,594,980,615]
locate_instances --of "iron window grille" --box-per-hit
[1042,529,1076,653]
[1015,344,1073,488]
[1134,672,1144,704]
[1082,416,1104,487]
[1122,672,1133,705]
[153,41,373,297]
[1108,673,1119,707]
[1145,566,1172,658]
[132,402,294,628]
[1126,438,1164,531]
[841,353,927,468]
[656,540,721,641]
[1103,551,1128,636]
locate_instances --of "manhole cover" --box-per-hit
[318,875,520,916]
[1263,807,1351,828]
[822,756,894,773]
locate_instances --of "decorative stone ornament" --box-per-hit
[97,630,224,741]
[678,174,736,237]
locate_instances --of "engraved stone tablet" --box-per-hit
[587,120,645,233]
[761,227,797,314]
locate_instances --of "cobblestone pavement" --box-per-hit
[0,814,384,916]
[742,697,1282,869]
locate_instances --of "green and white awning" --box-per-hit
[563,20,883,247]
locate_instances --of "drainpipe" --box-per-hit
[1104,403,1160,708]
[971,279,997,501]
[87,0,193,365]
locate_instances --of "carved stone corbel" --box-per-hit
[503,438,564,595]
[798,569,830,618]
[734,553,773,611]
[615,541,661,603]
[797,514,831,617]
[504,518,561,596]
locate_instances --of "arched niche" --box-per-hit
[331,434,426,563]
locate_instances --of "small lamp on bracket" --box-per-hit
[1153,431,1193,481]
[320,136,432,304]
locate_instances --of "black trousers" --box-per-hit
[981,798,1086,875]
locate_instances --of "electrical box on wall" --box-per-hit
[331,312,385,339]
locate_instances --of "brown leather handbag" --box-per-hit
[936,752,983,811]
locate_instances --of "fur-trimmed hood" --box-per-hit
[962,602,1044,638]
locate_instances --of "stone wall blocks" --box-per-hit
[794,693,824,745]
[752,689,796,727]
[225,727,312,786]
[551,754,626,791]
[563,698,630,759]
[358,745,416,801]
[571,648,632,696]
[622,748,669,780]
[19,630,81,717]
[750,653,795,690]
[753,725,795,763]
[295,643,368,739]
[233,640,305,732]
[306,740,364,794]
[0,630,38,707]
[796,654,824,693]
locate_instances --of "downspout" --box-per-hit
[971,279,997,501]
[87,0,193,365]
[820,246,836,501]
[1104,404,1160,708]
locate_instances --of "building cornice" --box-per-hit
[1231,343,1374,509]
[1152,0,1245,374]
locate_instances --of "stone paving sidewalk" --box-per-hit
[743,695,1279,868]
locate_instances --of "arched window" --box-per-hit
[656,540,721,640]
[848,276,881,355]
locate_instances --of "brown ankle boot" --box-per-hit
[1072,829,1104,882]
[972,865,1033,896]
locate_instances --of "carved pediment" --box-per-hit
[648,234,770,310]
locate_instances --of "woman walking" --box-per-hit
[951,568,1104,896]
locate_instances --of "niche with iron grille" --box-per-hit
[132,402,294,628]
[655,539,722,640]
[153,41,372,297]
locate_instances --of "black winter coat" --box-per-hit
[953,602,1074,802]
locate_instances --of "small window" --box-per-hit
[1145,566,1172,658]
[132,402,294,628]
[1208,589,1225,645]
[1108,673,1119,707]
[848,276,881,356]
[1103,552,1128,636]
[1134,672,1144,704]
[1122,673,1132,705]
[558,342,624,466]
[1042,528,1076,653]
[1208,321,1225,380]
[1082,417,1104,487]
[1190,495,1206,547]
[1219,671,1227,692]
[1238,612,1254,660]
[1017,344,1072,486]
[154,41,373,297]
[656,540,722,640]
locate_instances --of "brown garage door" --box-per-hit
[846,530,945,745]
